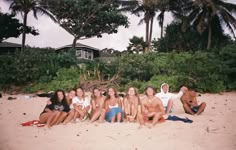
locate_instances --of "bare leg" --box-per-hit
[116,112,122,122]
[55,112,68,124]
[50,111,61,126]
[39,113,51,124]
[110,116,116,123]
[90,110,101,123]
[151,112,162,126]
[183,103,195,115]
[98,109,106,123]
[137,112,145,129]
[196,102,206,115]
[73,111,80,122]
[46,112,57,127]
[79,113,85,121]
[166,100,173,114]
[63,110,74,124]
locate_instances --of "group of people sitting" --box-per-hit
[39,83,206,128]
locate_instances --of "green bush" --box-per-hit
[24,67,80,93]
[216,42,236,90]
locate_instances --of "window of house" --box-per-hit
[85,50,92,60]
[76,50,82,58]
[76,48,93,60]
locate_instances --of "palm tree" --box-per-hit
[5,0,56,50]
[185,0,236,49]
[119,0,159,53]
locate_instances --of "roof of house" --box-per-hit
[56,43,100,51]
[0,41,22,48]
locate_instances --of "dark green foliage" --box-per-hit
[44,0,129,47]
[0,48,77,88]
[0,12,39,42]
[127,36,147,53]
[24,67,80,93]
[216,42,236,90]
[115,51,229,93]
[1,44,235,93]
[152,22,231,52]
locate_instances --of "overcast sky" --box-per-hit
[1,0,235,50]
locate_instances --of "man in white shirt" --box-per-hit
[155,83,187,114]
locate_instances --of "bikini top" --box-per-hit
[109,103,118,109]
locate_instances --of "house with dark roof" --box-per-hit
[0,41,21,55]
[56,43,100,60]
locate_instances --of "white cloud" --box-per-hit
[1,1,171,50]
[1,0,235,50]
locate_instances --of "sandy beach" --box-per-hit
[0,92,235,150]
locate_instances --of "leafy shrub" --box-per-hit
[24,67,80,93]
[216,42,236,90]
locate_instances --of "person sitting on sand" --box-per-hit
[39,90,70,128]
[123,87,140,122]
[63,89,76,124]
[72,87,90,122]
[180,89,206,115]
[155,83,188,114]
[89,87,106,123]
[104,87,123,123]
[138,86,165,128]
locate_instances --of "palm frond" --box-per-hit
[216,0,236,13]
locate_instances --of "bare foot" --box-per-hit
[138,125,143,129]
[145,123,153,129]
[98,120,105,123]
[71,120,76,124]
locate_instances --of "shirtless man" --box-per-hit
[138,86,165,128]
[180,90,206,115]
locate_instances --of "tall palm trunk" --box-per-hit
[207,22,212,49]
[149,17,154,46]
[145,19,150,53]
[160,13,164,39]
[22,11,28,51]
[72,37,77,48]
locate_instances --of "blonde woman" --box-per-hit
[72,87,90,122]
[123,87,140,122]
[104,87,123,123]
[89,87,106,123]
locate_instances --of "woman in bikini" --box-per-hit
[39,90,70,128]
[123,87,140,122]
[72,87,90,122]
[104,87,123,123]
[89,87,106,123]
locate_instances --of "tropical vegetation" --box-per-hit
[1,0,236,93]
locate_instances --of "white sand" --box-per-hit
[0,92,235,150]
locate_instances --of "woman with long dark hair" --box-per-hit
[39,90,70,127]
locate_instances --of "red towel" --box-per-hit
[21,120,45,127]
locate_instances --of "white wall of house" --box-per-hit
[76,48,94,60]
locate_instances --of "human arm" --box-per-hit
[104,100,109,112]
[91,99,97,111]
[117,98,122,109]
[140,98,148,116]
[123,98,129,114]
[157,100,165,115]
[132,97,139,118]
[170,86,188,101]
